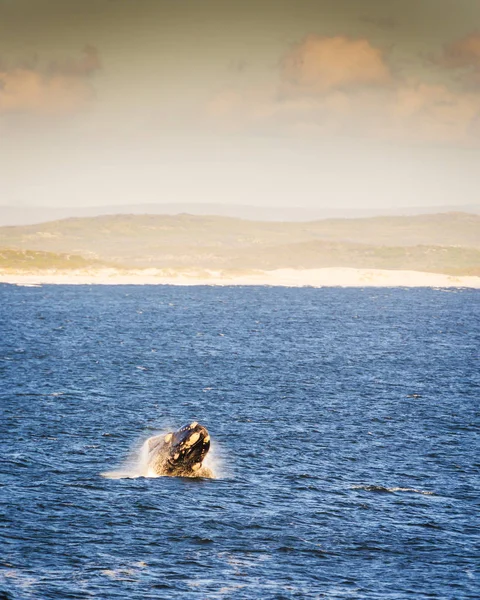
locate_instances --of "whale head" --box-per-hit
[163,422,210,474]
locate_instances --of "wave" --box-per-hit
[351,485,434,495]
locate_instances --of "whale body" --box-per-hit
[145,422,213,478]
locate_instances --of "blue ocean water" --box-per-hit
[1,284,479,599]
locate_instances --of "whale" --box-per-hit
[145,422,213,478]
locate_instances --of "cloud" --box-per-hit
[205,33,480,147]
[435,33,480,89]
[388,83,480,144]
[281,35,391,94]
[438,33,480,69]
[47,45,101,77]
[0,47,101,115]
[360,15,396,31]
[228,58,248,74]
[207,78,480,147]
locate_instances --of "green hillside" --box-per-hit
[0,248,117,270]
[227,241,480,275]
[0,212,479,274]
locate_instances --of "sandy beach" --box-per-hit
[1,267,479,288]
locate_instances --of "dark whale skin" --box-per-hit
[146,422,213,478]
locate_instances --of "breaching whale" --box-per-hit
[145,422,213,478]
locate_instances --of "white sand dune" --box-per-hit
[1,267,479,288]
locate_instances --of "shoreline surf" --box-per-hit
[1,267,479,288]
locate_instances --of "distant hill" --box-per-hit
[0,212,479,275]
[1,202,479,226]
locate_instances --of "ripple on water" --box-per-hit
[1,285,479,599]
[351,485,436,495]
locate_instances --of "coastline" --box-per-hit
[1,267,479,288]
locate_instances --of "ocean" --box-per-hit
[1,284,478,599]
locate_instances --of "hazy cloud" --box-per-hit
[388,82,480,144]
[281,35,391,94]
[207,33,480,146]
[360,15,396,31]
[438,33,480,69]
[47,45,101,77]
[0,46,100,115]
[228,58,249,74]
[435,33,480,89]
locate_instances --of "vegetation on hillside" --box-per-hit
[0,249,117,270]
[0,213,479,275]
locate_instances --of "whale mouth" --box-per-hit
[167,422,210,470]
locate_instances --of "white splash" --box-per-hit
[101,433,163,479]
[201,440,224,479]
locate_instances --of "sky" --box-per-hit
[1,0,480,211]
